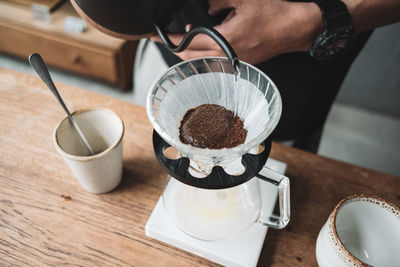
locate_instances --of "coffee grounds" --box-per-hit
[179,104,247,149]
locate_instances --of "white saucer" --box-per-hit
[145,158,287,267]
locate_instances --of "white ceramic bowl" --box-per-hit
[316,194,400,267]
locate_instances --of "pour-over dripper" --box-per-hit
[146,57,282,169]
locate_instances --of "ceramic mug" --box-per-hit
[316,194,400,267]
[54,108,124,194]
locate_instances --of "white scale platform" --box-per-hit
[145,158,287,267]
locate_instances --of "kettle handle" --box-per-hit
[256,167,291,229]
[155,25,240,75]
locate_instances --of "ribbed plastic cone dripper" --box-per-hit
[146,57,282,169]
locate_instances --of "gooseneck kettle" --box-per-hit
[70,0,239,72]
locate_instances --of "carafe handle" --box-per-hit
[256,167,290,229]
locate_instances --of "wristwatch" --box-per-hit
[309,0,356,60]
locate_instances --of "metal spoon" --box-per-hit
[29,53,95,156]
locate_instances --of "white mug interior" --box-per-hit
[334,195,400,266]
[55,108,124,157]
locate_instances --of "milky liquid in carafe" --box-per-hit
[163,176,261,240]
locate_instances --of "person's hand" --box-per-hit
[151,0,323,65]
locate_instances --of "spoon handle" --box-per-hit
[29,54,69,115]
[29,53,95,155]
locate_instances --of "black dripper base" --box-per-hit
[152,131,271,189]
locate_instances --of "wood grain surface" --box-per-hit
[0,67,399,266]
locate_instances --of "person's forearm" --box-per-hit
[153,0,400,64]
[290,0,400,54]
[341,0,400,32]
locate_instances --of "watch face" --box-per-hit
[310,28,356,60]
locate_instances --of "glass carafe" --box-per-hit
[162,157,289,240]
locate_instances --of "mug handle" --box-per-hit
[256,166,290,229]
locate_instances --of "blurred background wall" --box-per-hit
[338,23,400,118]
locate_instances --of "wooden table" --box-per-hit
[1,67,399,266]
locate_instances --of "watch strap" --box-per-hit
[312,0,353,32]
